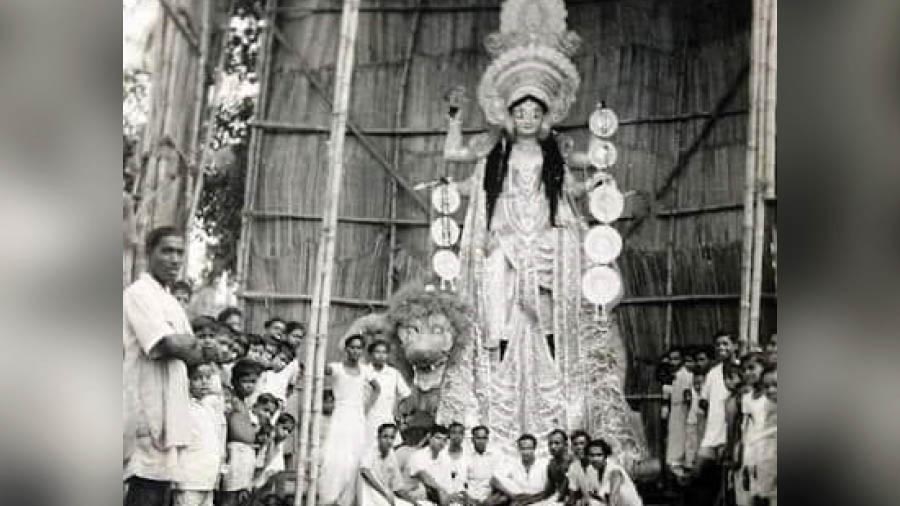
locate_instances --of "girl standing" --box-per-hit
[736,353,767,506]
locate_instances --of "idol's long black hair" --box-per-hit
[484,96,566,229]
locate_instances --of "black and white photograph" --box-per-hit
[122,1,777,505]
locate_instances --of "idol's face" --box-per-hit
[511,99,544,138]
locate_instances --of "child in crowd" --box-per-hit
[172,280,193,313]
[221,359,266,506]
[173,363,221,506]
[693,346,712,376]
[256,342,300,405]
[752,366,777,506]
[722,363,745,506]
[246,334,270,367]
[263,317,287,344]
[284,321,306,349]
[764,334,777,367]
[735,353,767,506]
[684,370,706,474]
[666,346,693,481]
[253,413,296,490]
[217,306,244,334]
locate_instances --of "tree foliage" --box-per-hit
[196,0,264,281]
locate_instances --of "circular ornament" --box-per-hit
[433,250,461,280]
[584,225,623,264]
[588,181,625,223]
[581,265,623,306]
[589,138,618,169]
[431,217,461,247]
[589,106,619,138]
[431,183,461,214]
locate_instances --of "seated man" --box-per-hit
[584,439,642,506]
[407,425,458,505]
[490,434,559,506]
[464,425,503,506]
[565,431,598,506]
[359,424,419,506]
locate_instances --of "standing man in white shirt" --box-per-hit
[695,332,739,506]
[366,339,412,446]
[123,226,210,506]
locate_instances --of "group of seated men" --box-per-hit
[358,423,642,506]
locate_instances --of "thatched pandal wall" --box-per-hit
[126,0,211,284]
[239,0,775,459]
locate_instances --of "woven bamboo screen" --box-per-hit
[239,0,775,458]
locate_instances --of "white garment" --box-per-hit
[741,392,768,467]
[123,273,193,482]
[222,442,256,492]
[172,490,214,506]
[445,447,469,494]
[253,441,286,489]
[358,447,417,506]
[408,447,455,495]
[666,367,692,467]
[700,362,729,449]
[365,365,411,442]
[255,359,300,404]
[175,399,222,491]
[493,456,556,505]
[465,449,499,502]
[592,462,642,506]
[319,362,375,506]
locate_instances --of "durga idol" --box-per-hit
[435,0,646,465]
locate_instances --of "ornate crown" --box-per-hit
[478,0,582,127]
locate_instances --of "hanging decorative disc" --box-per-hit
[430,217,461,247]
[588,180,625,223]
[581,265,623,306]
[584,224,623,264]
[589,138,618,169]
[431,183,461,214]
[589,106,619,138]
[433,249,461,280]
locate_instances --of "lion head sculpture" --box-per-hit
[385,284,474,392]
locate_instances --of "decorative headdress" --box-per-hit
[477,0,582,128]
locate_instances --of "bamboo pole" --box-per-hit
[739,0,764,345]
[386,0,424,298]
[297,2,361,505]
[183,0,213,276]
[749,0,776,348]
[236,0,278,300]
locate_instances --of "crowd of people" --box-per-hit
[657,333,778,506]
[124,226,774,506]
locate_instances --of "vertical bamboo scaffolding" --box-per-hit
[386,0,423,298]
[237,0,278,301]
[749,0,776,348]
[297,2,361,505]
[183,0,213,276]
[739,0,764,345]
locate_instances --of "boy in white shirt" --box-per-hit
[174,363,222,506]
